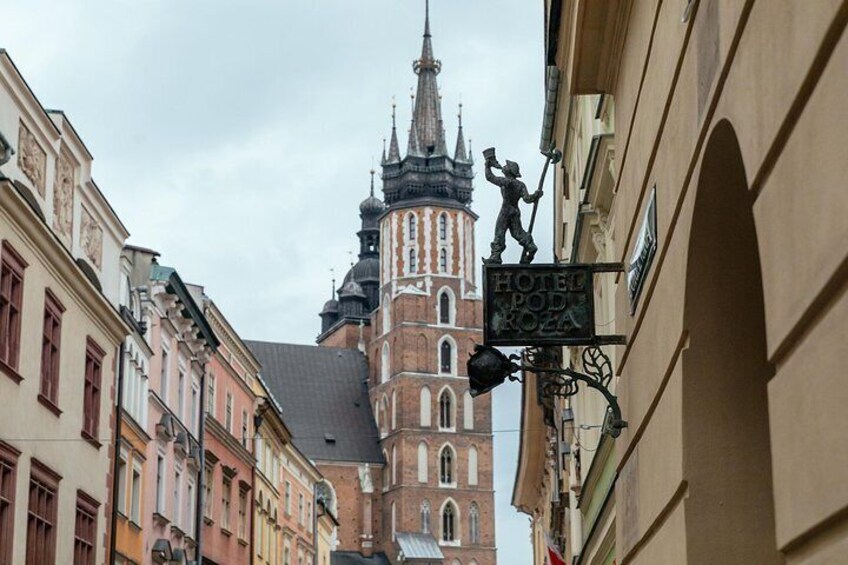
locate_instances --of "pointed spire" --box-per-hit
[411,0,443,154]
[381,138,387,165]
[407,118,422,156]
[454,102,468,161]
[436,117,448,156]
[468,138,474,163]
[387,99,401,163]
[369,168,375,197]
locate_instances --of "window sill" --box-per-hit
[80,429,102,449]
[38,394,62,417]
[152,512,170,527]
[237,537,248,547]
[203,516,214,526]
[439,539,461,547]
[170,524,185,538]
[438,482,457,489]
[128,519,142,532]
[0,359,22,383]
[220,527,233,537]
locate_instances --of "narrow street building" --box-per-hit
[515,2,848,564]
[0,49,130,565]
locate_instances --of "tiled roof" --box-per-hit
[331,552,391,565]
[245,340,384,464]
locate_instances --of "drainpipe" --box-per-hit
[312,484,319,565]
[195,370,207,563]
[109,341,127,565]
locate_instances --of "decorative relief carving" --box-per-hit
[17,122,46,197]
[80,206,103,269]
[52,153,74,240]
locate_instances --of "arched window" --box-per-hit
[382,451,390,490]
[440,339,453,374]
[420,387,431,427]
[468,446,478,486]
[392,444,397,485]
[463,390,474,430]
[439,213,448,241]
[381,342,390,383]
[408,213,417,242]
[440,445,454,485]
[442,501,457,541]
[391,389,397,430]
[439,389,453,430]
[382,294,391,333]
[418,442,428,483]
[391,501,397,541]
[421,500,431,534]
[469,503,480,544]
[439,291,451,325]
[409,248,417,274]
[381,396,389,436]
[439,248,448,273]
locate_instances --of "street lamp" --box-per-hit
[467,344,627,437]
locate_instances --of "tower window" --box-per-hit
[421,500,431,534]
[408,214,417,242]
[439,248,448,273]
[409,248,417,274]
[439,389,453,429]
[440,340,452,374]
[441,501,456,541]
[439,214,447,241]
[470,503,480,544]
[439,446,454,484]
[439,292,451,325]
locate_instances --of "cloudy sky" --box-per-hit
[5,0,552,560]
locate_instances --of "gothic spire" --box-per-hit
[454,102,468,161]
[411,0,443,155]
[386,100,401,163]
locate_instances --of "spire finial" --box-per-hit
[348,251,354,267]
[369,168,375,197]
[330,268,336,298]
[392,96,397,128]
[425,0,431,37]
[387,97,401,163]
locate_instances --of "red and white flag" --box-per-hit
[545,532,566,565]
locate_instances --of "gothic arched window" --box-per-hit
[439,291,451,325]
[470,503,480,544]
[439,389,453,430]
[439,248,448,273]
[418,442,428,483]
[440,339,453,374]
[420,387,431,427]
[408,214,417,242]
[421,500,431,534]
[440,445,454,485]
[439,213,448,241]
[381,342,390,383]
[382,450,390,490]
[409,248,417,274]
[468,446,479,486]
[442,501,456,541]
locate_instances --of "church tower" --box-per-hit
[370,3,496,563]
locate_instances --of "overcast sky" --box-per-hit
[5,1,551,561]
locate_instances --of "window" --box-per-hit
[464,391,474,430]
[0,442,19,565]
[441,501,456,542]
[380,396,389,437]
[381,342,390,383]
[382,294,391,333]
[241,410,249,448]
[382,451,390,490]
[73,491,98,565]
[420,387,431,427]
[173,467,182,527]
[408,214,417,241]
[190,384,198,433]
[409,248,417,274]
[155,455,166,514]
[203,465,214,520]
[82,339,104,443]
[0,242,26,374]
[284,481,291,515]
[206,373,215,415]
[439,248,448,273]
[468,446,479,486]
[440,339,453,374]
[391,501,396,541]
[469,503,480,544]
[238,488,247,539]
[439,389,453,430]
[439,213,447,241]
[440,445,454,485]
[116,453,127,515]
[418,442,428,483]
[221,476,232,531]
[130,465,141,524]
[40,290,63,410]
[439,291,451,325]
[391,389,397,430]
[391,445,397,485]
[26,460,59,565]
[420,500,431,534]
[298,493,305,525]
[225,392,233,433]
[160,347,170,403]
[284,545,291,565]
[177,370,185,420]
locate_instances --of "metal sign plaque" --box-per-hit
[628,186,657,314]
[483,264,598,346]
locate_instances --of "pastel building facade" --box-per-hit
[0,49,129,564]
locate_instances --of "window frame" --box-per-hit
[0,441,20,565]
[39,289,64,414]
[0,241,27,379]
[26,459,60,565]
[73,490,99,565]
[81,338,105,447]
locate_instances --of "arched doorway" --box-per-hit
[682,120,781,563]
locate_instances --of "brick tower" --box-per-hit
[369,3,497,563]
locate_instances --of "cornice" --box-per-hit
[205,415,255,468]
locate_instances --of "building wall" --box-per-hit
[317,462,384,557]
[538,2,848,564]
[280,445,318,565]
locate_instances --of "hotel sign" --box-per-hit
[628,187,657,314]
[483,263,624,347]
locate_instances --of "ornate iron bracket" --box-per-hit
[468,344,627,438]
